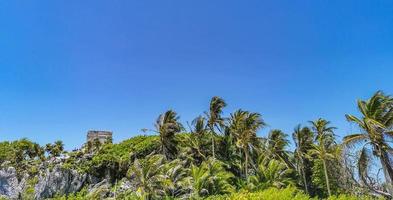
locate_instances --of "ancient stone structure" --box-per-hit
[86,130,113,144]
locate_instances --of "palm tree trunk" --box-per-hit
[245,150,248,178]
[301,164,309,194]
[209,124,216,159]
[211,132,215,159]
[380,151,393,195]
[322,158,331,196]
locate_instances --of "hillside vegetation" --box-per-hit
[0,91,392,200]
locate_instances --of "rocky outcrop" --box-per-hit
[0,167,28,199]
[116,178,135,194]
[34,165,87,200]
[86,179,112,199]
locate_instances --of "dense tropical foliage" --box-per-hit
[0,91,392,199]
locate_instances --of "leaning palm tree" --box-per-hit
[344,91,393,196]
[206,96,227,159]
[229,110,265,178]
[309,118,336,196]
[155,110,183,160]
[292,125,314,194]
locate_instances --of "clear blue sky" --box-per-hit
[0,1,392,149]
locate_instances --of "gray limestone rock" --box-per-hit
[34,165,87,200]
[0,167,27,200]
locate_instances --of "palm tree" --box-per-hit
[344,91,393,195]
[156,110,183,160]
[161,159,189,198]
[265,129,295,170]
[192,116,207,137]
[229,110,265,178]
[206,96,227,159]
[248,158,294,191]
[183,116,209,164]
[189,162,209,198]
[309,118,336,196]
[292,125,314,194]
[206,158,235,195]
[45,140,65,157]
[188,158,234,198]
[130,155,166,199]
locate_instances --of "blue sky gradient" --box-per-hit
[0,1,392,149]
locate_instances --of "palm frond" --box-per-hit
[343,134,369,147]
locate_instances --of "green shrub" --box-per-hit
[205,187,381,200]
[48,188,88,200]
[327,194,382,200]
[20,177,39,200]
[85,135,159,178]
[205,187,312,200]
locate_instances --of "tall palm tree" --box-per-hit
[206,96,227,159]
[156,110,183,160]
[344,91,393,195]
[292,125,314,194]
[309,118,336,196]
[229,110,265,178]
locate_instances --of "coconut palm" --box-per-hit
[189,162,209,198]
[183,116,209,164]
[344,91,393,195]
[156,110,183,160]
[248,158,294,191]
[206,96,227,159]
[130,155,166,199]
[207,158,235,195]
[309,118,336,196]
[292,125,314,194]
[45,140,64,157]
[188,158,234,198]
[161,159,190,198]
[265,129,295,170]
[228,110,265,178]
[192,116,207,136]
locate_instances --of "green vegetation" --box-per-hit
[1,91,393,199]
[0,139,44,176]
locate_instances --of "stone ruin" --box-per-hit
[86,130,113,144]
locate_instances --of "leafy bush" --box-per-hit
[205,187,380,200]
[91,135,159,166]
[87,135,159,178]
[48,188,88,200]
[327,194,382,200]
[205,187,312,200]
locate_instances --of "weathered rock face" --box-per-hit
[86,179,112,199]
[0,167,27,199]
[34,165,87,200]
